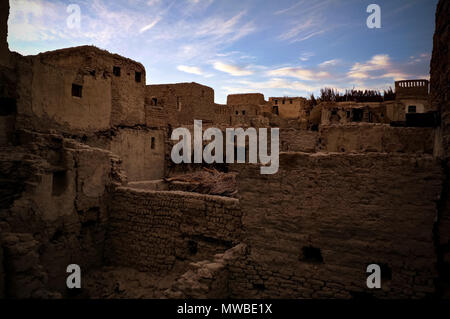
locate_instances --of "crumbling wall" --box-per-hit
[430,0,450,297]
[0,131,122,297]
[319,124,435,154]
[232,152,442,298]
[0,0,9,66]
[269,97,307,120]
[110,128,165,181]
[146,83,217,128]
[165,244,247,298]
[280,129,318,152]
[30,58,111,133]
[106,187,242,273]
[18,46,146,133]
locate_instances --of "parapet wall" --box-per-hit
[106,187,242,273]
[231,152,442,298]
[395,80,429,98]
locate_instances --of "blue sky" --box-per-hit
[8,0,437,104]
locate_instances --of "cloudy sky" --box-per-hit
[8,0,437,103]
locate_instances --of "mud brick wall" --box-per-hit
[319,124,435,154]
[280,129,318,152]
[107,187,242,273]
[430,0,450,296]
[0,0,9,66]
[231,152,442,298]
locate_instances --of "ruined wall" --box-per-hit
[0,130,122,297]
[280,129,318,152]
[0,0,9,66]
[231,153,442,298]
[110,128,165,181]
[430,0,450,297]
[431,0,450,157]
[227,93,265,106]
[107,187,242,273]
[269,97,307,120]
[319,124,435,154]
[19,46,146,133]
[29,58,111,133]
[146,83,217,128]
[321,102,388,126]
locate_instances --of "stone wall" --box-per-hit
[319,124,435,154]
[106,187,242,273]
[231,152,442,298]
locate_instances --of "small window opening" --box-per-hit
[152,98,158,106]
[135,71,142,83]
[188,240,198,255]
[272,105,279,115]
[282,99,285,104]
[408,105,417,113]
[274,100,278,105]
[242,110,246,115]
[113,66,121,77]
[0,98,17,116]
[151,137,155,149]
[71,84,82,98]
[301,246,323,263]
[353,109,363,122]
[52,171,68,196]
[290,100,293,104]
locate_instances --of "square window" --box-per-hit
[72,84,82,98]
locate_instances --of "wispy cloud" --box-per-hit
[177,65,205,76]
[139,17,162,33]
[268,67,330,81]
[347,54,410,80]
[213,62,253,76]
[319,59,340,67]
[299,52,314,61]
